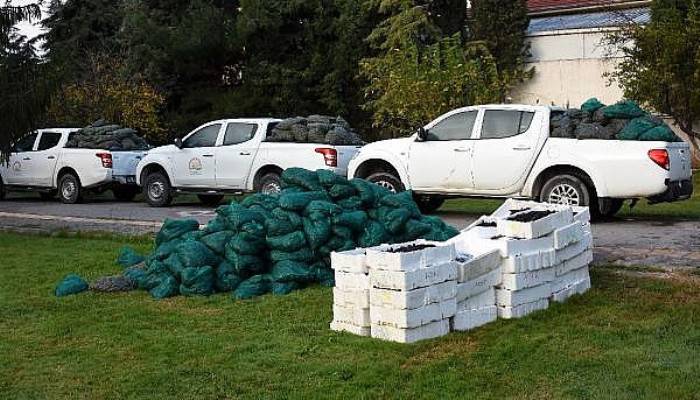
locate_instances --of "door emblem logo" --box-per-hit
[12,161,21,171]
[189,157,203,171]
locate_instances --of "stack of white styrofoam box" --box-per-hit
[367,241,457,343]
[330,248,371,336]
[452,250,501,331]
[551,205,593,303]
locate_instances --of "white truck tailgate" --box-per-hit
[666,142,693,181]
[335,145,363,172]
[112,151,148,177]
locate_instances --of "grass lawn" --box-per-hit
[1,232,699,399]
[440,171,700,220]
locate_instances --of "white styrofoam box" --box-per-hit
[462,234,555,260]
[370,262,457,291]
[553,222,585,250]
[555,249,593,277]
[370,298,456,329]
[370,280,456,310]
[500,267,555,291]
[334,271,370,290]
[366,240,456,272]
[497,298,550,319]
[551,277,591,303]
[330,321,371,336]
[456,267,502,302]
[333,304,371,327]
[371,318,450,343]
[333,287,370,309]
[456,249,501,283]
[502,248,556,274]
[497,208,574,240]
[496,283,551,307]
[573,207,591,225]
[555,233,592,265]
[451,305,497,331]
[457,287,495,312]
[331,248,368,274]
[551,266,590,294]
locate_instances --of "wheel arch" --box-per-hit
[139,162,170,187]
[55,166,81,187]
[351,158,409,188]
[252,164,284,191]
[530,165,600,200]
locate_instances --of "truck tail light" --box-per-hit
[96,152,112,168]
[648,149,669,170]
[315,147,338,167]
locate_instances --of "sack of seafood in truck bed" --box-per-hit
[266,115,365,146]
[65,119,150,151]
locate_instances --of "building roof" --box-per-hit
[528,7,649,34]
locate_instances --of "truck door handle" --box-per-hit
[513,146,531,151]
[202,154,214,158]
[240,152,251,156]
[454,148,470,153]
[22,157,31,161]
[47,156,56,160]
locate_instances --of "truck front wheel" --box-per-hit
[540,174,592,209]
[366,172,404,193]
[143,172,173,207]
[58,173,83,204]
[414,194,445,214]
[255,172,282,195]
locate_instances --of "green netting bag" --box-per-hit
[265,208,303,236]
[123,266,148,289]
[149,275,179,299]
[580,98,605,114]
[240,194,279,211]
[349,179,378,206]
[228,236,266,255]
[55,274,89,297]
[303,217,331,249]
[617,117,658,140]
[380,191,421,217]
[117,246,145,268]
[337,196,363,210]
[332,225,354,240]
[403,218,433,239]
[200,231,235,255]
[333,211,368,232]
[152,239,182,261]
[164,253,185,280]
[156,219,200,246]
[328,184,356,200]
[281,168,323,191]
[421,216,459,241]
[180,266,215,296]
[180,230,205,242]
[382,208,412,234]
[317,169,348,187]
[145,259,169,276]
[271,248,314,263]
[358,220,390,248]
[279,191,329,211]
[271,281,303,295]
[176,240,220,269]
[233,275,272,300]
[240,221,266,237]
[312,265,335,287]
[267,230,307,252]
[639,125,680,142]
[217,203,265,230]
[215,261,243,292]
[271,260,315,282]
[226,251,267,275]
[305,200,341,216]
[602,100,646,119]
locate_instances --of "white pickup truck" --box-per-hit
[348,104,693,218]
[136,118,363,206]
[0,129,148,203]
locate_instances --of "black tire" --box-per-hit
[143,171,173,207]
[197,194,224,206]
[414,194,445,214]
[113,185,139,202]
[39,190,57,201]
[58,173,83,204]
[255,172,282,195]
[366,171,405,193]
[0,177,5,200]
[540,174,593,210]
[598,198,624,218]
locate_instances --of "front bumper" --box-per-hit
[647,179,694,204]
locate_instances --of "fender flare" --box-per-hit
[349,151,411,189]
[136,157,174,187]
[524,161,609,198]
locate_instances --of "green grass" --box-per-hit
[440,171,700,220]
[2,232,700,399]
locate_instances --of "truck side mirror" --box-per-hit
[417,127,429,141]
[174,138,183,149]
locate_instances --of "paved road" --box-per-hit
[1,196,699,269]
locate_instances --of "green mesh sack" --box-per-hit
[639,125,680,142]
[358,220,390,248]
[164,253,185,280]
[176,240,220,269]
[217,203,265,230]
[180,230,205,242]
[271,281,303,295]
[233,274,271,299]
[149,275,179,299]
[267,230,307,252]
[279,191,329,211]
[180,266,215,296]
[349,179,378,206]
[225,248,267,274]
[332,210,368,232]
[317,169,348,187]
[421,216,459,241]
[156,219,200,246]
[200,231,235,255]
[215,261,242,292]
[328,184,356,200]
[580,98,605,114]
[145,259,169,276]
[240,193,279,211]
[312,265,335,287]
[117,246,144,268]
[303,217,331,249]
[55,274,89,297]
[281,168,323,191]
[271,248,314,263]
[602,100,646,119]
[617,117,658,140]
[240,221,266,237]
[332,225,354,240]
[123,266,148,289]
[305,200,341,216]
[228,236,266,255]
[266,208,303,236]
[152,239,182,261]
[382,208,411,234]
[202,216,227,234]
[271,260,315,282]
[337,196,363,210]
[403,218,433,239]
[380,191,421,217]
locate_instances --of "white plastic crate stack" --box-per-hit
[366,241,458,343]
[330,248,372,336]
[452,250,501,331]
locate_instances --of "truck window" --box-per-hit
[428,111,477,141]
[37,132,62,151]
[223,123,257,146]
[13,133,38,152]
[481,110,535,139]
[183,124,221,148]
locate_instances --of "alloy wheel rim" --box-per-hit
[375,180,397,193]
[548,183,581,205]
[61,180,76,199]
[149,181,165,200]
[262,181,281,195]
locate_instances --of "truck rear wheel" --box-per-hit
[540,174,592,208]
[58,173,83,204]
[255,172,282,195]
[598,198,624,218]
[366,171,404,193]
[143,171,173,207]
[414,194,445,214]
[113,185,139,202]
[197,194,224,206]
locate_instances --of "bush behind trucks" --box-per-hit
[136,118,362,207]
[0,129,147,203]
[348,104,693,218]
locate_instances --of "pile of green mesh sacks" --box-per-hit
[551,98,682,142]
[266,115,364,145]
[65,119,150,151]
[59,168,458,300]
